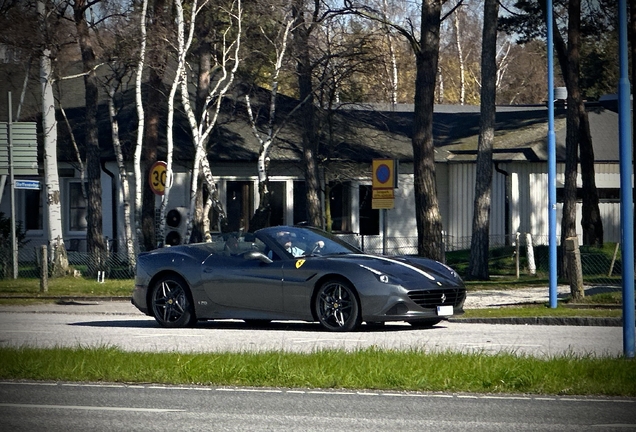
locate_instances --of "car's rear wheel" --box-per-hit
[408,318,442,328]
[150,274,196,328]
[315,279,361,332]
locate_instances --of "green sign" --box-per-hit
[0,122,38,175]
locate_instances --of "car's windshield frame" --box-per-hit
[256,226,361,259]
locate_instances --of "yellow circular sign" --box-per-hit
[149,161,168,195]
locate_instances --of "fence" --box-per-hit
[0,233,625,287]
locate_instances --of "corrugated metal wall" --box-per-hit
[443,163,507,249]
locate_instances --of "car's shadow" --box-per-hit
[70,319,447,333]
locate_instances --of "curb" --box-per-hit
[448,317,623,327]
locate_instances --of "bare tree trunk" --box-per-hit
[538,0,603,255]
[178,0,240,241]
[579,111,603,246]
[107,83,135,269]
[159,0,193,244]
[247,18,293,231]
[74,0,105,275]
[134,0,148,255]
[382,0,398,106]
[38,0,68,276]
[453,10,465,105]
[467,0,499,280]
[412,0,443,260]
[143,0,172,251]
[292,0,323,228]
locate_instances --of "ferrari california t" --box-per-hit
[132,226,466,332]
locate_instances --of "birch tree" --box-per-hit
[453,9,465,105]
[158,0,197,243]
[38,0,69,276]
[245,14,293,231]
[105,73,136,269]
[176,0,242,242]
[134,0,148,255]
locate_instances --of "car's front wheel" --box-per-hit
[315,279,361,332]
[150,274,196,328]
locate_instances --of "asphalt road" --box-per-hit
[1,381,634,432]
[0,302,625,357]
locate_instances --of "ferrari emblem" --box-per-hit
[295,259,306,269]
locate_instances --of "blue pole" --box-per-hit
[618,0,635,358]
[546,0,557,309]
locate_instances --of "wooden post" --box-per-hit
[40,245,48,293]
[565,237,584,301]
[515,232,520,279]
[525,233,536,276]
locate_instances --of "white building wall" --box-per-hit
[507,162,622,246]
[444,163,507,249]
[386,173,416,238]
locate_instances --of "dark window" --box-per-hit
[69,182,87,231]
[359,185,379,235]
[226,181,254,232]
[269,181,285,226]
[24,189,43,230]
[557,188,620,203]
[293,181,307,225]
[328,182,351,232]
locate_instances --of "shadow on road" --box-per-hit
[69,319,448,333]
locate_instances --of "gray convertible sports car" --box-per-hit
[132,226,466,332]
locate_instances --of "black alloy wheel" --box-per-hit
[150,274,196,328]
[315,279,361,332]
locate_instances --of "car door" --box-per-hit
[280,258,319,321]
[201,254,284,313]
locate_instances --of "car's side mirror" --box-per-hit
[244,251,273,264]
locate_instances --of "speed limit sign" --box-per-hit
[149,161,168,195]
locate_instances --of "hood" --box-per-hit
[326,254,463,286]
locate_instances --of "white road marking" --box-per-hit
[0,403,184,413]
[2,382,634,404]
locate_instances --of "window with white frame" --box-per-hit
[68,181,87,232]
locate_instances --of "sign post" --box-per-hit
[2,93,39,278]
[372,159,398,255]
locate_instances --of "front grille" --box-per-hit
[407,287,466,308]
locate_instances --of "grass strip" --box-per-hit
[1,346,635,396]
[462,305,622,319]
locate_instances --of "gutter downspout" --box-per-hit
[101,160,117,252]
[494,162,510,245]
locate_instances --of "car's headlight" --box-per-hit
[359,264,392,284]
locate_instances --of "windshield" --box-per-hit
[257,226,360,258]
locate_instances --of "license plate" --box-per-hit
[437,305,453,316]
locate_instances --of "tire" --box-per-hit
[314,279,361,332]
[408,318,442,328]
[150,274,196,328]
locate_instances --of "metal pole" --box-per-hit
[546,0,558,308]
[8,92,18,279]
[382,209,387,255]
[618,0,635,358]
